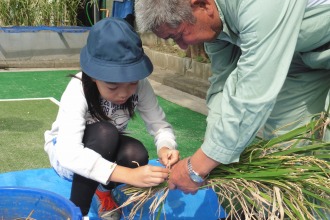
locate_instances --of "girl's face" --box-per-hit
[93,79,139,105]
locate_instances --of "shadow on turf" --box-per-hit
[0,117,43,132]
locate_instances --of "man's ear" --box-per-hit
[191,0,215,16]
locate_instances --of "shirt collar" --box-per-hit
[214,0,239,44]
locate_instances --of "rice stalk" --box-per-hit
[119,182,169,220]
[0,0,81,26]
[117,113,330,220]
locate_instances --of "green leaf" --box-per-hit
[268,143,330,156]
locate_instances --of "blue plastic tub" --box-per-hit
[0,186,82,220]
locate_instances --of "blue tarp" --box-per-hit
[0,159,226,219]
[0,26,91,33]
[112,0,135,19]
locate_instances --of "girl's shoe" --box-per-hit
[95,189,121,220]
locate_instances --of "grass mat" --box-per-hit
[0,99,57,173]
[0,70,77,100]
[0,70,206,173]
[128,98,207,159]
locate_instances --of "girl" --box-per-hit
[44,17,179,219]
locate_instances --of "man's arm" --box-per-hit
[202,0,308,164]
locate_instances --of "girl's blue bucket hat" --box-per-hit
[80,17,153,82]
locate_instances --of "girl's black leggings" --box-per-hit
[70,121,149,215]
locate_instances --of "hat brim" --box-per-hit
[80,46,153,83]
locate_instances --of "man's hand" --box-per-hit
[167,149,220,194]
[167,158,204,194]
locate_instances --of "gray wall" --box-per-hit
[0,30,88,68]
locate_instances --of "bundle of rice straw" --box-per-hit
[119,112,330,220]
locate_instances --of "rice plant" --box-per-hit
[118,112,330,220]
[0,0,83,26]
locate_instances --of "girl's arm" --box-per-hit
[136,79,178,151]
[136,79,179,165]
[45,73,118,185]
[109,164,170,187]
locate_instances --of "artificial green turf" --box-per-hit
[0,99,58,173]
[128,98,207,159]
[0,70,78,100]
[0,70,207,172]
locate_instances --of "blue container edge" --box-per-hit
[0,186,82,220]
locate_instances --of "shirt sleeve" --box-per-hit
[50,75,116,185]
[137,79,177,153]
[202,0,308,164]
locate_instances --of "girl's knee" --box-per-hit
[116,137,149,167]
[83,121,119,158]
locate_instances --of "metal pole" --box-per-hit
[93,3,97,24]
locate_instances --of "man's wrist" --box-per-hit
[190,148,220,177]
[187,157,207,183]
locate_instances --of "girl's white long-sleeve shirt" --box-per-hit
[44,72,177,185]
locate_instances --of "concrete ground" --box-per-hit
[150,77,207,116]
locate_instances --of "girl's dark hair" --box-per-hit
[69,72,135,121]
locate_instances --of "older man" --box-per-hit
[135,0,330,197]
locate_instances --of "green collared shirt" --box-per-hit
[202,0,330,164]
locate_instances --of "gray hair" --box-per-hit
[135,0,195,32]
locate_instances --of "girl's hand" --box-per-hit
[158,147,180,168]
[128,165,169,187]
